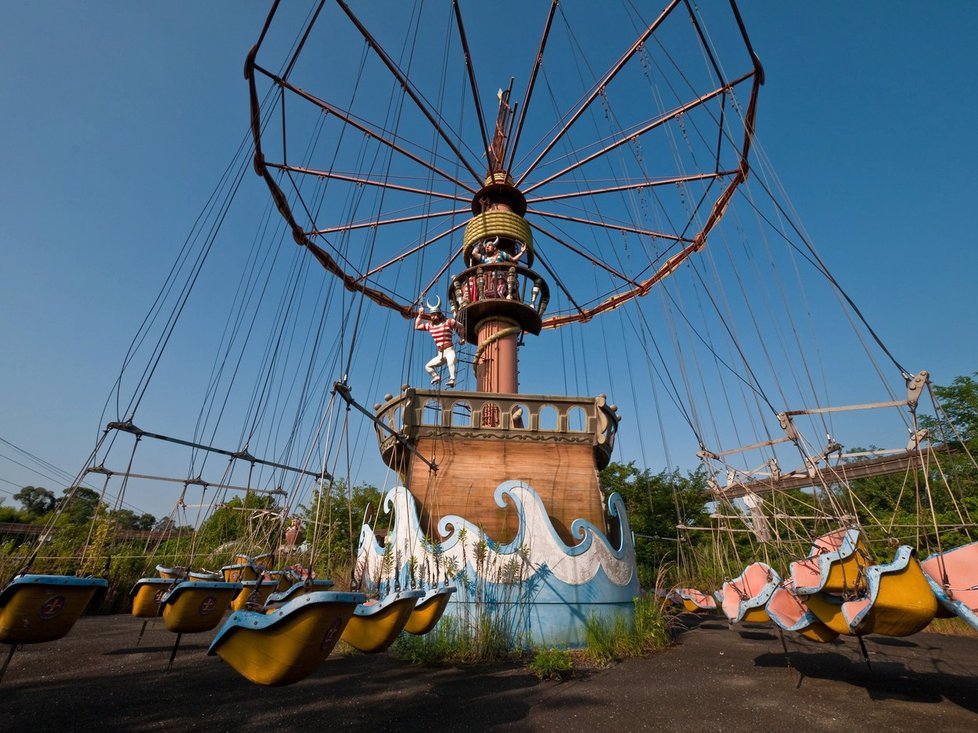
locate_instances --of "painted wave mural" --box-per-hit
[356,480,639,647]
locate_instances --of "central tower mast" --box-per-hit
[450,88,548,405]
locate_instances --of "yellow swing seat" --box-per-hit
[157,580,241,634]
[0,575,108,645]
[921,541,978,630]
[155,564,188,580]
[719,562,779,624]
[790,527,873,596]
[129,577,175,618]
[341,589,425,653]
[841,545,937,637]
[673,587,718,613]
[765,583,838,643]
[265,578,335,605]
[403,586,456,635]
[230,578,278,612]
[208,590,365,686]
[221,562,260,583]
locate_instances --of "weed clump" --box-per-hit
[529,648,574,680]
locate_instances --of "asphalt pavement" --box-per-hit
[1,613,976,732]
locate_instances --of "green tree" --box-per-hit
[56,486,103,525]
[300,480,383,574]
[194,492,280,562]
[154,516,178,532]
[845,373,978,550]
[599,462,709,587]
[14,485,56,517]
[108,508,157,531]
[927,372,978,445]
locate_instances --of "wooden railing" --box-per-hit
[448,263,550,316]
[373,388,619,470]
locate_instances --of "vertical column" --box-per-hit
[476,317,519,427]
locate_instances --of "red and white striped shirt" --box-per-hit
[419,318,459,351]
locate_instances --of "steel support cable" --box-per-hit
[112,9,322,433]
[527,221,640,286]
[526,66,647,301]
[514,0,684,188]
[506,0,559,173]
[538,144,753,328]
[524,171,731,205]
[625,295,704,444]
[282,0,327,82]
[658,276,776,418]
[273,272,345,490]
[531,72,637,318]
[249,64,478,194]
[627,302,669,466]
[701,226,794,413]
[269,164,470,205]
[525,2,744,192]
[521,73,753,197]
[405,13,460,389]
[747,175,909,377]
[700,244,769,460]
[192,201,278,449]
[104,101,271,431]
[662,272,719,454]
[729,193,833,440]
[128,168,252,426]
[343,4,429,385]
[450,0,492,166]
[238,246,307,458]
[531,62,664,324]
[252,274,318,492]
[736,174,904,413]
[117,109,265,440]
[0,439,103,500]
[191,186,295,477]
[556,2,699,280]
[550,7,660,271]
[334,0,483,184]
[687,264,762,466]
[923,442,973,544]
[248,59,450,320]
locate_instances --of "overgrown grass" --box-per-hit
[927,616,978,637]
[580,593,676,666]
[390,592,678,680]
[529,648,574,680]
[389,613,520,665]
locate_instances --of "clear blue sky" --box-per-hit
[2,2,976,521]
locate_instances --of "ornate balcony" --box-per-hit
[448,264,550,344]
[373,388,619,473]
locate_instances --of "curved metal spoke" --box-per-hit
[514,0,682,188]
[335,0,484,184]
[522,71,754,195]
[254,64,478,195]
[357,220,468,283]
[529,208,689,243]
[528,221,639,287]
[525,170,734,205]
[309,208,469,237]
[267,163,470,204]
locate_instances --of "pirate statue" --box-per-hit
[415,295,463,387]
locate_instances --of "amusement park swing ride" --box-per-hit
[3,0,977,685]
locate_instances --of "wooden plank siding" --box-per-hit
[406,435,606,545]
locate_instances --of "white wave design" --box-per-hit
[357,481,636,588]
